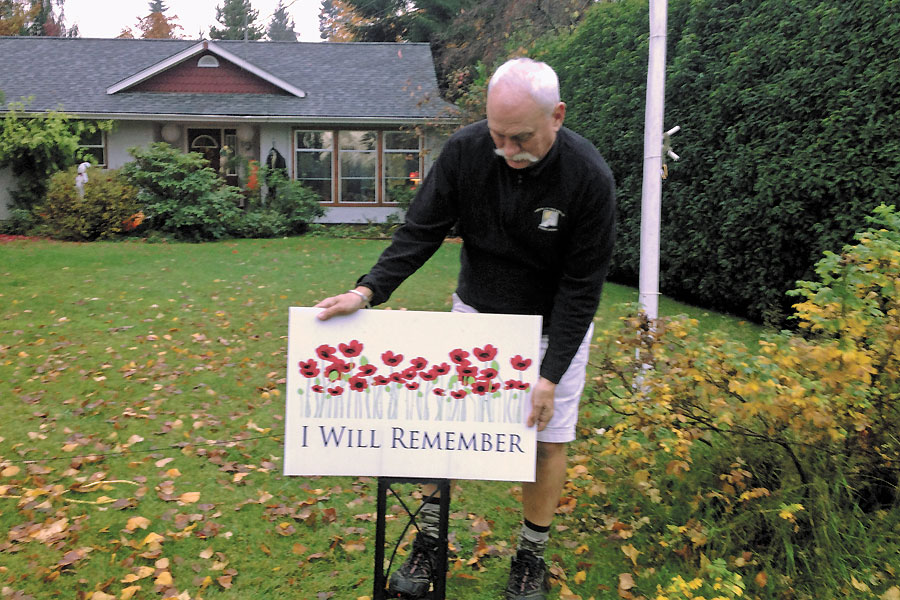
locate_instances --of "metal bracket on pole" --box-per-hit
[373,477,451,600]
[661,125,680,179]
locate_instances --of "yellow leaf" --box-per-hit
[89,592,116,600]
[199,547,214,559]
[573,543,589,555]
[882,586,900,600]
[95,495,116,504]
[177,491,200,504]
[120,585,141,600]
[618,572,635,591]
[141,532,165,548]
[154,570,173,586]
[574,570,587,584]
[125,516,151,532]
[850,575,870,592]
[621,544,641,566]
[1,465,20,477]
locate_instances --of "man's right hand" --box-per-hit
[314,287,372,321]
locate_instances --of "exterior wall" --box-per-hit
[130,53,289,95]
[108,121,156,168]
[0,166,13,220]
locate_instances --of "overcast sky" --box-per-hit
[63,0,323,41]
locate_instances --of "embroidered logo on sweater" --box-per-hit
[536,208,564,231]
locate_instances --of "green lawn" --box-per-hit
[0,237,764,600]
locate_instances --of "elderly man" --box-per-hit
[315,57,616,600]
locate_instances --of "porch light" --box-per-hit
[236,124,254,143]
[161,123,181,144]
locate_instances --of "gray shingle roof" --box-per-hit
[0,37,457,123]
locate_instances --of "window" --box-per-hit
[198,55,219,68]
[295,131,333,203]
[79,127,106,167]
[293,129,424,205]
[383,131,422,204]
[339,131,377,204]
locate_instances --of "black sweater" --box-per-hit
[358,120,616,383]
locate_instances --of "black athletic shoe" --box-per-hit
[387,532,441,599]
[505,549,551,600]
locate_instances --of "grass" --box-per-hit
[0,236,766,600]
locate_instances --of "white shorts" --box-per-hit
[451,293,592,443]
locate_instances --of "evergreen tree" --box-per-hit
[266,0,296,41]
[147,0,167,13]
[20,0,76,37]
[209,0,263,41]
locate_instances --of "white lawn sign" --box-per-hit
[284,307,542,481]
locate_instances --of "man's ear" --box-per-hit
[552,102,566,130]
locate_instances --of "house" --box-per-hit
[0,37,458,223]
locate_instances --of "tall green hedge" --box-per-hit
[539,0,900,323]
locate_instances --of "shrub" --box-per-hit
[242,166,325,236]
[121,142,244,241]
[0,102,105,211]
[590,204,900,594]
[38,166,139,241]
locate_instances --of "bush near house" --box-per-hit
[537,0,900,324]
[38,166,140,241]
[591,204,900,596]
[120,142,246,242]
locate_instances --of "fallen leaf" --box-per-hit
[574,570,587,584]
[178,491,201,504]
[217,575,233,589]
[199,547,214,559]
[88,592,115,600]
[618,572,634,591]
[125,516,151,532]
[755,570,768,588]
[882,586,900,600]
[621,544,641,566]
[154,571,173,586]
[1,465,20,477]
[120,586,141,600]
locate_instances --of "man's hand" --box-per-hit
[314,287,372,321]
[527,377,557,431]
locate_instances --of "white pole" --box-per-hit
[638,0,668,321]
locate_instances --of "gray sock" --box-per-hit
[517,522,550,557]
[418,501,442,539]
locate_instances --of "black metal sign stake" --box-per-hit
[374,477,451,599]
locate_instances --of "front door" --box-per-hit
[188,128,239,187]
[188,128,222,173]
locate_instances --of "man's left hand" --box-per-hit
[527,377,557,431]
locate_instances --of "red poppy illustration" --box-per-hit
[457,364,479,379]
[373,375,390,386]
[389,372,405,383]
[517,382,531,391]
[451,390,467,399]
[473,344,498,362]
[348,376,368,392]
[339,339,364,357]
[420,370,437,382]
[312,384,324,393]
[510,355,532,370]
[449,348,470,364]
[504,379,518,390]
[325,359,354,377]
[491,381,501,393]
[298,359,319,378]
[316,344,337,360]
[327,386,344,396]
[410,356,428,370]
[405,381,420,390]
[480,367,498,380]
[357,364,378,376]
[401,366,419,380]
[433,388,446,396]
[471,380,491,395]
[432,362,451,376]
[382,350,404,366]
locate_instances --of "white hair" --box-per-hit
[488,58,561,114]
